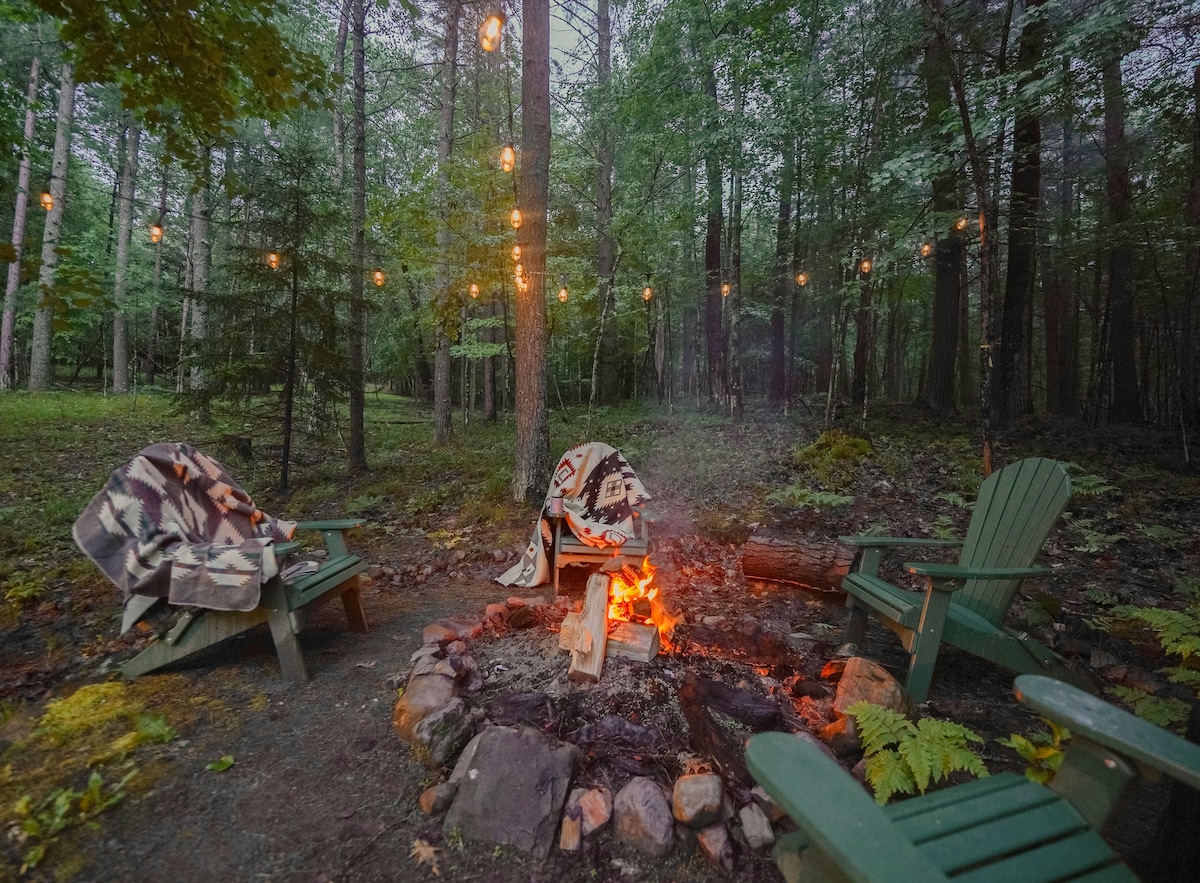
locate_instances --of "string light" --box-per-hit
[920,242,932,257]
[266,251,280,269]
[373,268,385,287]
[641,273,652,301]
[39,190,53,211]
[479,12,504,51]
[511,244,521,261]
[860,258,873,274]
[955,217,968,231]
[510,208,522,229]
[470,283,479,298]
[500,144,515,173]
[558,287,569,302]
[721,282,730,297]
[149,224,163,243]
[795,271,808,286]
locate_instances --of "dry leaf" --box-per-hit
[410,838,441,875]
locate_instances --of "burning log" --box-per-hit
[741,532,854,591]
[567,574,610,683]
[559,614,660,663]
[678,671,753,786]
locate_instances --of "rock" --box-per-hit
[614,777,675,857]
[393,673,457,741]
[421,563,435,576]
[443,726,579,859]
[412,697,475,768]
[507,595,548,608]
[446,640,468,656]
[818,713,860,756]
[484,602,509,621]
[452,549,467,563]
[739,802,775,849]
[563,785,612,838]
[750,785,784,823]
[833,657,908,715]
[367,564,385,579]
[419,782,458,815]
[411,644,442,663]
[492,549,507,562]
[672,774,723,828]
[422,622,459,645]
[696,822,733,870]
[448,732,484,785]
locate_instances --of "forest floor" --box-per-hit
[2,391,1199,883]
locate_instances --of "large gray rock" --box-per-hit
[833,657,908,715]
[672,774,723,828]
[392,672,457,741]
[614,777,675,857]
[442,726,579,859]
[411,697,475,768]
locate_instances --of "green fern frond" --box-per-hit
[1135,523,1189,550]
[1081,587,1120,607]
[1174,577,1200,599]
[933,492,969,509]
[1162,666,1200,694]
[1065,468,1116,496]
[863,750,917,805]
[846,701,914,755]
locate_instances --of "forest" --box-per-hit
[1,0,1199,488]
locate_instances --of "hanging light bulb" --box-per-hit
[511,244,521,261]
[373,268,385,287]
[920,242,932,257]
[795,271,808,287]
[500,144,515,173]
[860,258,873,274]
[470,282,480,298]
[642,285,653,301]
[514,263,524,279]
[40,189,53,211]
[721,282,730,297]
[955,216,968,231]
[558,287,569,302]
[479,12,504,52]
[267,251,280,270]
[510,208,522,229]
[149,224,163,244]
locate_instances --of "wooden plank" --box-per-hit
[567,574,610,683]
[559,612,660,662]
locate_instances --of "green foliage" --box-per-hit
[1108,605,1200,660]
[792,430,871,490]
[205,755,235,772]
[998,719,1070,785]
[765,485,854,511]
[1065,517,1123,552]
[1135,523,1189,550]
[932,492,969,509]
[10,770,135,873]
[928,515,959,540]
[1064,466,1116,497]
[36,682,176,759]
[3,571,46,604]
[1082,585,1121,607]
[1023,590,1063,628]
[847,701,988,805]
[1105,686,1192,731]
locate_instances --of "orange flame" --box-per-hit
[607,557,657,624]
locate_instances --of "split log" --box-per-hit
[678,671,751,786]
[741,532,854,591]
[567,574,610,683]
[559,613,660,662]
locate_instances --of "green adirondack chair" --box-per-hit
[839,457,1091,703]
[745,675,1200,883]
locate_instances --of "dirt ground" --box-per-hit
[3,405,1198,882]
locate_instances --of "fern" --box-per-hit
[847,701,988,805]
[1065,467,1116,497]
[928,515,959,541]
[766,485,855,511]
[1135,523,1189,550]
[933,492,969,509]
[1066,517,1122,553]
[1175,577,1200,599]
[1105,686,1192,731]
[1110,605,1200,659]
[997,719,1070,785]
[1081,586,1120,607]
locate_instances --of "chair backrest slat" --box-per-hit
[958,458,1071,623]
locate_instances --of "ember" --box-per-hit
[607,558,657,624]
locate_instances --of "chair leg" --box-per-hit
[905,580,955,703]
[341,580,369,633]
[266,607,309,683]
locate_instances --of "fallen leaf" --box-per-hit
[205,755,235,772]
[410,838,441,875]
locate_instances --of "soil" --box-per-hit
[3,405,1199,882]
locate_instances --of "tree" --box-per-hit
[111,115,140,393]
[27,62,75,391]
[432,0,461,445]
[0,53,39,390]
[512,0,551,501]
[347,0,367,472]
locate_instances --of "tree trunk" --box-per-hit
[995,0,1046,423]
[592,0,619,407]
[919,40,961,413]
[1104,56,1139,423]
[333,0,351,185]
[703,65,724,404]
[432,0,461,444]
[512,0,552,502]
[1044,58,1080,418]
[728,72,744,420]
[186,148,211,393]
[146,166,168,385]
[1183,66,1200,436]
[1,54,39,390]
[347,0,368,472]
[28,63,75,392]
[112,117,140,393]
[769,141,794,407]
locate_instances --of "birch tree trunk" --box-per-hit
[1,54,39,390]
[347,0,368,471]
[28,63,75,392]
[186,148,211,393]
[432,0,461,444]
[512,0,552,501]
[112,117,140,393]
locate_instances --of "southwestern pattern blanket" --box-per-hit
[497,442,651,588]
[73,443,296,632]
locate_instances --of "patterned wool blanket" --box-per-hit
[73,443,296,632]
[497,442,652,588]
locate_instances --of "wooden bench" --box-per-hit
[120,520,368,683]
[745,674,1200,883]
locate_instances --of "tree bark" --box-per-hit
[769,141,794,407]
[742,533,854,591]
[1044,57,1080,418]
[347,0,368,472]
[1,54,39,390]
[592,0,619,407]
[28,63,75,392]
[512,0,551,501]
[1103,56,1139,423]
[702,65,724,404]
[1183,66,1200,436]
[186,148,211,393]
[995,0,1046,423]
[432,0,461,444]
[112,117,140,393]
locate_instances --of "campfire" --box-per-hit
[558,556,676,683]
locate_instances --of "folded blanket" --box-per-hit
[497,442,651,588]
[73,443,296,632]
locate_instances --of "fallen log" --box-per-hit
[741,532,854,591]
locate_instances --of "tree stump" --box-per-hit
[741,532,855,591]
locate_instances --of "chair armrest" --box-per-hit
[745,732,945,882]
[631,505,661,522]
[904,563,1053,582]
[274,540,301,556]
[294,519,365,559]
[838,535,961,548]
[1014,675,1200,792]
